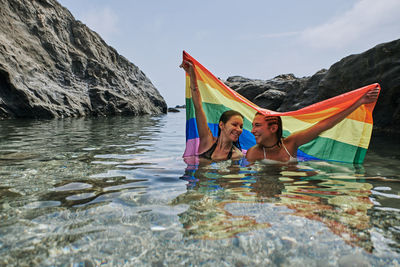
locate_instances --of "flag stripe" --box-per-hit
[298,136,368,163]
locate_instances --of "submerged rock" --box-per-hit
[225,39,400,135]
[0,0,167,119]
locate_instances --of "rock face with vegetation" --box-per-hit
[0,0,167,119]
[226,39,400,135]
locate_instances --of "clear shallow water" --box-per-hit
[0,111,399,266]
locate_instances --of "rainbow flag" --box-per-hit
[183,51,380,163]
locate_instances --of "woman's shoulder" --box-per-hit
[245,144,263,161]
[198,136,218,155]
[281,137,297,156]
[249,144,263,151]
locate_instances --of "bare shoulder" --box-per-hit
[282,137,298,156]
[246,144,263,161]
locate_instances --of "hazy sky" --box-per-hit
[58,0,400,106]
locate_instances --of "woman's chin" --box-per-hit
[231,136,239,142]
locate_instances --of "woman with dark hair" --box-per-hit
[246,86,380,163]
[180,60,244,160]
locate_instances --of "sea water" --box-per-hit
[0,111,399,266]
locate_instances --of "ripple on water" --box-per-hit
[53,182,93,192]
[66,193,97,201]
[24,201,61,209]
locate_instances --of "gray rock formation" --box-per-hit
[167,107,180,113]
[0,0,167,119]
[225,39,400,135]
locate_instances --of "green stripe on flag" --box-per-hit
[186,100,254,131]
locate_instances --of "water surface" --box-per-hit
[0,111,399,266]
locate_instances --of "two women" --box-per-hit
[181,59,380,163]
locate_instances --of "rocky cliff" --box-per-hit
[0,0,167,119]
[225,39,400,135]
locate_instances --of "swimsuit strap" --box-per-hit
[199,141,235,160]
[199,142,217,159]
[262,141,296,162]
[281,142,296,160]
[227,146,233,159]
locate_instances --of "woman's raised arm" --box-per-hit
[288,86,380,149]
[180,60,214,152]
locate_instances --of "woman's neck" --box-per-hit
[262,137,279,149]
[216,136,233,150]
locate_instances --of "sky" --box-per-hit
[57,0,400,107]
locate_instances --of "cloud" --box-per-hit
[81,7,120,41]
[299,0,400,49]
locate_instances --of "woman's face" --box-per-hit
[251,114,274,144]
[220,115,243,142]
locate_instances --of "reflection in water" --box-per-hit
[173,160,272,239]
[175,159,382,251]
[277,161,374,251]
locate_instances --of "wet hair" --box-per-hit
[217,110,244,150]
[255,112,283,145]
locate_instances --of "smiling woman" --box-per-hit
[246,86,380,163]
[180,59,244,161]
